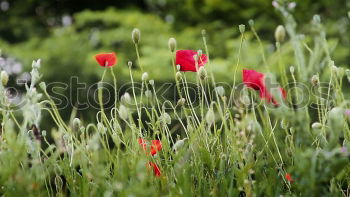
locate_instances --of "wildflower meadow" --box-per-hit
[0,0,350,196]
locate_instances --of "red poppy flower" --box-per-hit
[148,162,161,177]
[242,69,286,105]
[175,50,208,72]
[138,138,162,156]
[94,52,117,67]
[285,173,293,183]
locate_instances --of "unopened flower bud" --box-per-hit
[32,59,41,69]
[132,28,141,44]
[239,24,245,34]
[311,122,322,130]
[215,86,225,97]
[201,29,206,36]
[248,19,255,27]
[39,82,47,91]
[205,108,215,126]
[176,72,182,80]
[197,50,203,57]
[177,98,186,106]
[346,69,350,82]
[121,92,131,104]
[118,105,129,120]
[275,25,286,42]
[149,80,154,86]
[173,139,186,152]
[313,15,321,24]
[198,67,207,80]
[72,118,81,131]
[161,112,171,125]
[168,38,177,52]
[289,66,295,74]
[311,75,319,86]
[142,72,149,81]
[1,70,9,86]
[145,90,152,98]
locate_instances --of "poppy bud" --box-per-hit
[201,29,206,36]
[289,66,295,74]
[118,105,129,120]
[177,98,186,106]
[149,80,154,86]
[142,72,149,81]
[275,25,286,43]
[241,95,250,106]
[161,112,171,125]
[248,19,255,27]
[72,118,81,131]
[42,130,47,137]
[205,108,215,126]
[39,82,47,91]
[196,50,202,57]
[168,38,177,52]
[198,67,207,80]
[127,61,133,68]
[1,70,8,86]
[215,86,225,97]
[313,15,321,24]
[121,92,131,104]
[239,24,245,34]
[145,90,152,98]
[331,65,338,73]
[311,122,322,130]
[346,69,350,82]
[32,59,41,69]
[176,64,181,71]
[280,118,289,129]
[311,75,319,86]
[173,138,186,152]
[348,11,350,19]
[176,72,182,80]
[132,28,141,44]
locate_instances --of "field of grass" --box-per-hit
[0,3,349,197]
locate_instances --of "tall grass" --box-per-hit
[0,4,349,197]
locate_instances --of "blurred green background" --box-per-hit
[0,0,349,127]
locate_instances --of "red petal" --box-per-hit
[138,138,147,152]
[150,140,162,156]
[94,52,117,67]
[175,50,208,72]
[148,162,161,177]
[285,173,293,183]
[242,69,286,105]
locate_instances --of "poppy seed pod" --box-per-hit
[248,19,254,27]
[239,24,245,34]
[161,112,171,125]
[127,61,133,68]
[132,28,141,44]
[149,80,154,86]
[275,25,286,42]
[1,70,9,86]
[145,90,152,98]
[168,38,177,52]
[142,72,149,81]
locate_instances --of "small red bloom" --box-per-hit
[148,162,161,177]
[94,52,117,67]
[175,50,208,72]
[138,138,162,156]
[285,173,293,183]
[242,69,286,105]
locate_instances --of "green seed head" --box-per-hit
[239,24,245,34]
[1,70,9,86]
[168,37,177,52]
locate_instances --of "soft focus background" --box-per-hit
[1,0,350,127]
